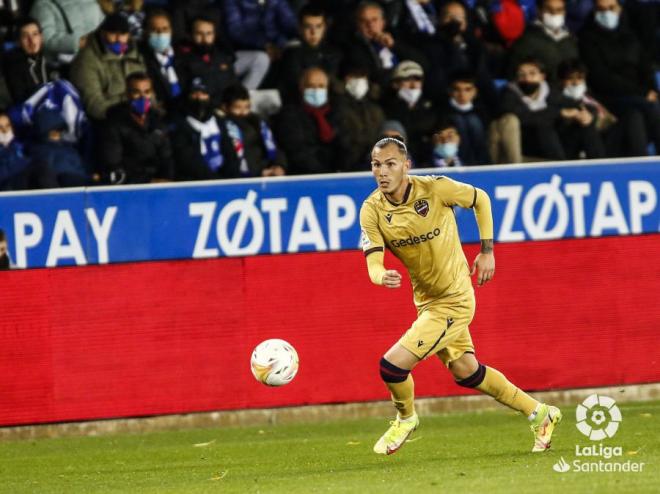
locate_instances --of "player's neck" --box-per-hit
[385,177,410,204]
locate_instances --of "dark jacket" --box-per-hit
[172,114,241,180]
[508,22,579,82]
[139,43,183,113]
[278,43,343,103]
[340,94,385,171]
[275,101,351,175]
[382,93,438,163]
[226,114,287,176]
[579,15,656,99]
[499,83,566,127]
[177,44,238,107]
[223,0,297,49]
[0,140,30,190]
[101,103,175,183]
[344,34,427,90]
[30,109,87,184]
[3,49,57,103]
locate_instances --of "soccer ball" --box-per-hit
[250,339,299,386]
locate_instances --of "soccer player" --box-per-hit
[360,136,562,455]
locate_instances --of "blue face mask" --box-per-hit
[434,142,458,159]
[130,96,151,116]
[106,40,128,55]
[303,88,328,108]
[148,33,171,53]
[595,10,619,30]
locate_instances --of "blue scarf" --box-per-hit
[155,48,181,98]
[226,118,279,176]
[186,116,223,171]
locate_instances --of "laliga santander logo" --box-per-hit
[575,394,622,440]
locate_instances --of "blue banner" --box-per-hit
[1,159,659,268]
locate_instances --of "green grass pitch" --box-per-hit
[0,400,657,494]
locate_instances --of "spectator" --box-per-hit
[177,15,238,107]
[431,120,463,167]
[0,228,11,270]
[428,0,497,106]
[0,111,30,190]
[170,0,224,46]
[340,65,385,171]
[275,66,350,174]
[345,1,426,91]
[223,0,297,56]
[382,60,438,164]
[279,4,342,102]
[30,108,88,186]
[172,78,241,180]
[140,10,182,113]
[3,18,58,103]
[558,58,647,157]
[380,119,408,141]
[221,83,287,177]
[100,72,174,183]
[98,0,144,39]
[396,0,441,50]
[508,0,579,83]
[29,0,104,63]
[579,0,660,153]
[70,13,146,120]
[445,72,491,165]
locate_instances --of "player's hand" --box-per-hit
[382,270,402,288]
[471,253,495,286]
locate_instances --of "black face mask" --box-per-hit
[518,81,540,95]
[0,254,10,270]
[194,43,213,55]
[441,20,463,38]
[188,99,212,121]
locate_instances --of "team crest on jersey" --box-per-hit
[414,199,430,217]
[385,213,393,223]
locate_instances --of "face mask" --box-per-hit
[595,10,619,30]
[188,99,212,121]
[303,88,328,107]
[434,142,459,159]
[106,40,128,55]
[149,33,171,53]
[563,82,587,100]
[0,131,14,147]
[398,87,422,106]
[441,20,462,38]
[518,81,540,96]
[542,13,565,30]
[450,98,473,112]
[345,78,369,100]
[130,96,151,116]
[0,253,9,270]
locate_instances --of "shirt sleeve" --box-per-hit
[359,201,385,256]
[433,176,478,209]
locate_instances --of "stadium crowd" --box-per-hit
[0,0,658,189]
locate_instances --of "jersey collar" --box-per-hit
[383,180,412,206]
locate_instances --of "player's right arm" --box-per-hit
[359,202,402,288]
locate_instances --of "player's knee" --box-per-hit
[379,357,410,383]
[455,363,486,388]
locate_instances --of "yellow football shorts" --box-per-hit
[399,291,476,366]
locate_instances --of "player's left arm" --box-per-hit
[435,176,495,286]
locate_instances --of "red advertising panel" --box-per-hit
[1,235,659,426]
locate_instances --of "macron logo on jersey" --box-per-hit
[390,228,441,248]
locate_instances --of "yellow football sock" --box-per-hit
[387,374,415,419]
[476,366,538,417]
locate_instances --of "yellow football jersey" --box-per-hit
[360,175,488,307]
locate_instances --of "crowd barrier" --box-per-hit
[1,158,659,426]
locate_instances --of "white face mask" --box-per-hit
[398,87,422,107]
[542,13,565,30]
[303,88,328,107]
[563,82,587,100]
[595,10,620,30]
[345,77,369,100]
[450,98,473,112]
[0,131,14,147]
